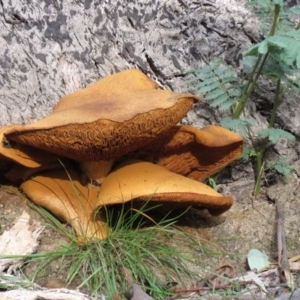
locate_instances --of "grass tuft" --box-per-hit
[8,203,208,299]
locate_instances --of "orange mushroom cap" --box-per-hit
[5,70,200,162]
[0,125,59,171]
[97,160,233,216]
[4,159,72,183]
[20,167,109,241]
[20,159,233,241]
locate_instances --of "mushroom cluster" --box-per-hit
[0,70,243,241]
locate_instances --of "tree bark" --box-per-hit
[0,0,259,125]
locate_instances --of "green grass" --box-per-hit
[0,166,232,298]
[0,184,251,299]
[0,201,261,299]
[1,202,219,299]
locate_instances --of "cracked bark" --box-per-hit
[0,0,299,134]
[0,0,257,124]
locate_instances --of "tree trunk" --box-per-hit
[0,0,259,126]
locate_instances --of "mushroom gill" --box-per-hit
[4,70,200,184]
[131,124,244,182]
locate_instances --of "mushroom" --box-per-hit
[3,159,73,183]
[4,69,200,184]
[96,160,233,217]
[0,125,65,182]
[18,124,243,240]
[129,124,244,182]
[20,167,108,241]
[20,159,233,241]
[0,70,244,242]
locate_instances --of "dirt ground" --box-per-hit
[1,162,300,298]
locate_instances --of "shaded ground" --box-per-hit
[1,168,299,298]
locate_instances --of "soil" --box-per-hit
[0,184,72,288]
[1,167,300,296]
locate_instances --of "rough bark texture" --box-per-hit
[0,0,260,126]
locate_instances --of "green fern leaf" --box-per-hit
[195,76,216,88]
[261,56,292,80]
[187,59,242,111]
[274,157,293,177]
[198,82,221,94]
[209,93,229,107]
[258,128,295,144]
[206,88,225,100]
[219,99,236,111]
[244,30,300,68]
[243,56,259,74]
[220,117,256,137]
[259,40,269,54]
[214,68,237,79]
[241,147,257,161]
[218,77,238,85]
[228,86,243,97]
[267,157,294,177]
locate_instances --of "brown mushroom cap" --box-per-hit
[130,125,244,182]
[0,125,61,172]
[96,160,233,216]
[5,70,200,162]
[20,167,109,241]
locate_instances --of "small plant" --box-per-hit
[207,176,218,190]
[187,0,300,196]
[1,202,226,299]
[0,164,231,298]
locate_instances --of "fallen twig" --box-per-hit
[276,198,295,291]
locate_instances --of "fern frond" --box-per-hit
[205,88,225,100]
[208,93,229,106]
[244,50,300,97]
[247,0,300,33]
[243,56,259,75]
[274,157,294,176]
[241,147,257,161]
[197,81,221,94]
[219,99,236,111]
[266,157,294,177]
[260,55,292,80]
[228,86,243,97]
[244,30,300,68]
[195,76,216,88]
[220,117,256,137]
[187,59,242,111]
[258,128,295,144]
[185,60,223,81]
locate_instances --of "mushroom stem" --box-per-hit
[79,159,115,185]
